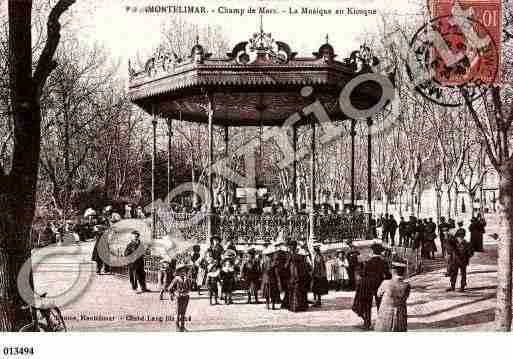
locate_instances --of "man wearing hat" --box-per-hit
[272,237,289,308]
[446,231,474,292]
[352,242,391,329]
[124,231,149,294]
[169,262,193,332]
[311,242,328,307]
[242,248,262,304]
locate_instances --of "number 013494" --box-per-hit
[2,347,34,356]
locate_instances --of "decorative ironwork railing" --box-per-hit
[154,212,370,244]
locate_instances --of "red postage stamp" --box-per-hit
[427,0,501,85]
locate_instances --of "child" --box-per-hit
[169,263,193,332]
[206,254,220,305]
[220,257,236,305]
[158,256,175,300]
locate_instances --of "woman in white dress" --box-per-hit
[335,250,350,290]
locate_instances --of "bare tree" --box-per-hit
[38,39,116,215]
[461,0,513,330]
[0,0,75,331]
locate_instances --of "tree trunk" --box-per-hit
[398,189,404,216]
[409,184,416,215]
[0,207,33,330]
[435,187,442,224]
[446,187,453,219]
[495,158,513,331]
[416,181,422,216]
[1,0,75,331]
[468,192,477,217]
[453,188,459,219]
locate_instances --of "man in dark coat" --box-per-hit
[438,217,451,257]
[352,243,391,329]
[388,215,398,247]
[381,214,390,244]
[370,216,378,239]
[242,248,262,304]
[477,213,487,251]
[470,215,486,252]
[398,217,406,247]
[124,231,149,293]
[446,234,474,292]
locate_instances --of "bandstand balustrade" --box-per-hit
[154,211,369,245]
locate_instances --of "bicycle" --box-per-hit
[18,293,67,332]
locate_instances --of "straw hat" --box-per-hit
[175,262,192,272]
[263,246,276,256]
[370,242,385,255]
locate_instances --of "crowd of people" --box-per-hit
[371,213,487,258]
[157,235,353,312]
[121,230,413,332]
[89,208,488,332]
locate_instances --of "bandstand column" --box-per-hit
[350,118,356,211]
[224,126,229,207]
[151,109,158,241]
[292,125,298,211]
[167,117,173,206]
[309,121,317,242]
[367,118,373,213]
[207,95,215,241]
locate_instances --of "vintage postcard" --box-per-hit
[1,0,512,356]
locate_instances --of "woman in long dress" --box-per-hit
[285,240,309,312]
[374,262,411,332]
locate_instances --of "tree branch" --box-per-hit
[462,89,501,170]
[33,0,76,97]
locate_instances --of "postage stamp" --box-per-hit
[429,0,502,85]
[406,0,501,106]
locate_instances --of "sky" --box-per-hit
[67,0,421,78]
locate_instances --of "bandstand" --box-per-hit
[128,27,392,248]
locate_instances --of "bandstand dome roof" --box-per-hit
[128,30,382,127]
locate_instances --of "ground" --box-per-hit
[31,234,498,332]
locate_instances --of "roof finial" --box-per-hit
[195,35,199,45]
[259,12,263,34]
[325,34,329,44]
